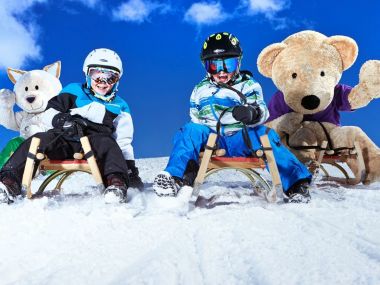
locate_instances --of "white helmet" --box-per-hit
[82,48,123,77]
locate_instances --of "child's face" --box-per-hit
[211,71,236,84]
[204,57,239,84]
[90,79,115,95]
[88,67,120,95]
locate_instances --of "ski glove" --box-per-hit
[232,104,262,125]
[52,113,72,129]
[52,113,88,138]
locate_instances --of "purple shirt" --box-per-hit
[266,84,353,126]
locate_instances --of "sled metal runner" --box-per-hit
[190,133,283,206]
[311,141,366,185]
[21,136,104,199]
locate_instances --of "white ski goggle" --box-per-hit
[88,67,120,85]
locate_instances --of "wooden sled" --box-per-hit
[189,133,283,206]
[22,136,104,199]
[309,141,366,185]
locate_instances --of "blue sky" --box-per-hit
[0,0,379,158]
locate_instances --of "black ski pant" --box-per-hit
[0,131,129,187]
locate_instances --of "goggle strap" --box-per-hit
[87,64,120,74]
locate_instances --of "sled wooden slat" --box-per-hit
[208,157,266,169]
[40,160,91,171]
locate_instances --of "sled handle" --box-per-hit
[191,133,218,203]
[22,137,41,199]
[259,134,282,202]
[80,136,104,190]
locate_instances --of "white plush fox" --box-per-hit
[0,61,62,138]
[0,61,62,168]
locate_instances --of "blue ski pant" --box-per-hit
[165,122,311,192]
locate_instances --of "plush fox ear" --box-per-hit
[43,61,61,78]
[257,43,287,78]
[7,68,26,84]
[324,36,358,71]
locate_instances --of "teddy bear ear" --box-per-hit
[324,36,358,71]
[257,43,287,78]
[43,61,61,78]
[7,68,26,84]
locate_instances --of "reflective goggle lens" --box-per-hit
[204,57,239,74]
[88,68,120,85]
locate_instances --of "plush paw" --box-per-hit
[0,89,16,109]
[359,60,380,99]
[276,112,304,136]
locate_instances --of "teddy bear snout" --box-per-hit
[301,95,320,110]
[26,96,36,104]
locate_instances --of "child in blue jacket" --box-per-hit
[0,48,142,204]
[153,32,312,203]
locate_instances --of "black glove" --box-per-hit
[232,104,262,125]
[52,113,88,138]
[52,113,72,129]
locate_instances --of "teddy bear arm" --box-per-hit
[265,119,282,135]
[267,112,303,137]
[348,60,380,109]
[348,85,373,109]
[266,114,300,139]
[0,108,21,131]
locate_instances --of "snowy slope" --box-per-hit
[1,157,380,285]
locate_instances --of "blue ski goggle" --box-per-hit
[204,57,240,74]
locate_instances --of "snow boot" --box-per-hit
[283,180,311,203]
[182,160,199,187]
[153,171,182,197]
[0,175,21,204]
[103,173,128,203]
[126,160,144,190]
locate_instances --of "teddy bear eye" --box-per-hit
[292,73,297,79]
[25,86,28,91]
[320,71,325,77]
[35,85,39,90]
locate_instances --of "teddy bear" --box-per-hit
[257,30,380,184]
[0,61,62,167]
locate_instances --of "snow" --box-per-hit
[1,157,380,285]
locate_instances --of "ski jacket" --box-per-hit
[266,84,353,126]
[190,72,269,136]
[41,83,134,160]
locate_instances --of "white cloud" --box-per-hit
[112,0,171,24]
[241,0,290,29]
[184,2,229,26]
[244,0,288,14]
[0,0,47,69]
[70,0,100,8]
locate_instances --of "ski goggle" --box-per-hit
[204,57,240,75]
[88,67,120,85]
